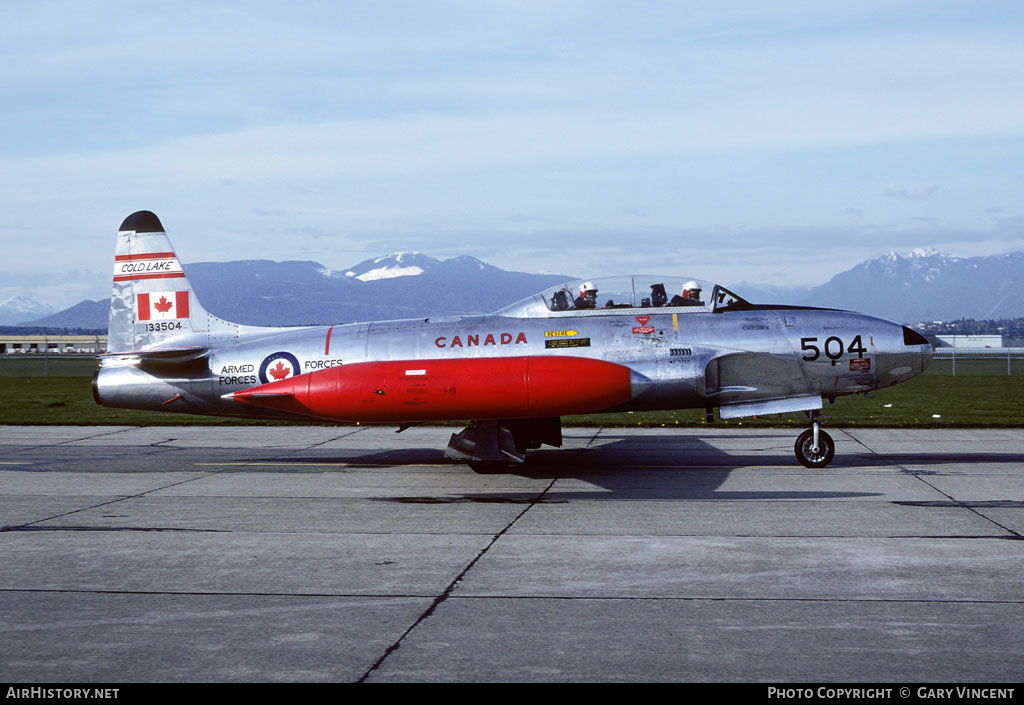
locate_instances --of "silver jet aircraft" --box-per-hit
[94,211,933,469]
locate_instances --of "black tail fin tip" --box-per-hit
[119,210,165,233]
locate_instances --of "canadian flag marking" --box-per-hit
[137,292,190,321]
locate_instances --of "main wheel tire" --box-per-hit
[794,429,835,468]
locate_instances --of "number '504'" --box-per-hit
[801,335,867,362]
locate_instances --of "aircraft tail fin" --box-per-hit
[107,211,238,354]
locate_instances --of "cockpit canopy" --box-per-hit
[495,275,750,318]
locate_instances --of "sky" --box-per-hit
[2,1,1024,308]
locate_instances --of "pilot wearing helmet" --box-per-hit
[574,281,598,309]
[670,281,703,306]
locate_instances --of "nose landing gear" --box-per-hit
[795,411,835,468]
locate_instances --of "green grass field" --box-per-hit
[1,355,1021,427]
[0,358,318,426]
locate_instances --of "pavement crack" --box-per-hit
[1,525,225,533]
[7,426,137,455]
[2,471,221,531]
[357,477,558,683]
[844,430,1023,539]
[300,426,369,452]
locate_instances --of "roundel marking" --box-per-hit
[259,351,302,384]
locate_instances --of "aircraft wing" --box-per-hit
[718,394,823,420]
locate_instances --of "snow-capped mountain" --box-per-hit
[334,252,440,282]
[10,299,108,328]
[798,250,1024,321]
[0,296,56,325]
[196,253,567,324]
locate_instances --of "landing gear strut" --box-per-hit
[794,411,834,468]
[445,418,562,473]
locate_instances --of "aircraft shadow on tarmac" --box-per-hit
[244,429,1024,502]
[250,432,917,501]
[256,431,1024,472]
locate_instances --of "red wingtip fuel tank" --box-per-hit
[229,356,642,422]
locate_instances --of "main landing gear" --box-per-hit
[794,411,835,468]
[445,418,563,473]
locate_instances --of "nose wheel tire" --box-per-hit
[795,428,835,468]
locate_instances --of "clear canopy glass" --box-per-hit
[496,275,750,318]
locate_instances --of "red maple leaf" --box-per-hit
[153,296,173,313]
[269,360,291,380]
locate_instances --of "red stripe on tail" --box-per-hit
[137,293,151,321]
[176,291,189,318]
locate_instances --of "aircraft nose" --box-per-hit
[902,325,933,375]
[873,323,932,386]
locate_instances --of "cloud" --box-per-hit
[885,183,940,200]
[251,208,294,217]
[0,268,108,308]
[4,4,1024,308]
[338,221,1024,288]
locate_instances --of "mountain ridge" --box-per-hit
[796,249,1024,321]
[15,249,1024,329]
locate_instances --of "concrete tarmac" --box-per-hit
[1,424,1022,683]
